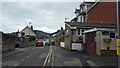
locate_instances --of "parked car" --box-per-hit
[36,40,43,46]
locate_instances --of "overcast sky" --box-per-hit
[1,0,97,33]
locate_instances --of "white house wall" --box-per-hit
[22,28,36,36]
[97,31,117,50]
[96,31,101,55]
[72,43,82,51]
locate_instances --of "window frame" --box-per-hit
[110,32,116,38]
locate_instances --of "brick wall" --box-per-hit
[86,2,117,24]
[85,32,96,55]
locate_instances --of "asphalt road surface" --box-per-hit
[2,45,99,68]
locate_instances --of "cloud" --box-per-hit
[1,0,83,2]
[2,2,80,33]
[2,0,115,2]
[36,27,56,33]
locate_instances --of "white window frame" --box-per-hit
[81,16,84,22]
[76,29,82,36]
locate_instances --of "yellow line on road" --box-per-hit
[43,50,51,67]
[42,47,52,68]
[48,49,52,63]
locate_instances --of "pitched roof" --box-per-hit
[85,0,117,13]
[21,26,35,35]
[85,0,99,13]
[21,26,30,32]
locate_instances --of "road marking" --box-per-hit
[31,54,32,56]
[87,60,98,66]
[48,49,52,63]
[42,48,52,68]
[14,63,19,66]
[21,59,25,62]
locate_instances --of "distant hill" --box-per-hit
[33,30,51,39]
[10,30,50,39]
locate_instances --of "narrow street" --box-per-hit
[2,45,99,68]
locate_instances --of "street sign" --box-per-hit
[116,39,120,55]
[117,0,120,68]
[116,39,120,46]
[117,47,120,55]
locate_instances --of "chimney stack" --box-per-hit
[31,25,33,30]
[61,27,63,30]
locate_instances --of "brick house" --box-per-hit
[65,0,118,55]
[83,0,118,55]
[85,0,117,24]
[65,2,95,51]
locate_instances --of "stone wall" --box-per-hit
[2,33,16,53]
[29,41,35,46]
[0,32,2,52]
[65,24,72,50]
[19,37,29,48]
[2,32,32,53]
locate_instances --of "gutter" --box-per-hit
[83,28,116,33]
[65,23,76,29]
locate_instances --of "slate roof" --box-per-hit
[65,22,117,29]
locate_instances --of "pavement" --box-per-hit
[2,46,34,58]
[1,46,34,68]
[89,54,118,66]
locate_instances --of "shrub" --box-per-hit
[58,35,64,42]
[26,35,36,41]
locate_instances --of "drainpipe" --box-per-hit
[117,0,120,68]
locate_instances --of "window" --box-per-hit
[81,16,84,22]
[77,29,80,35]
[87,5,92,10]
[81,17,82,22]
[110,33,115,38]
[102,31,109,35]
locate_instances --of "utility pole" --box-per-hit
[117,0,120,68]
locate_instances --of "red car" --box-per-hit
[36,40,43,46]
